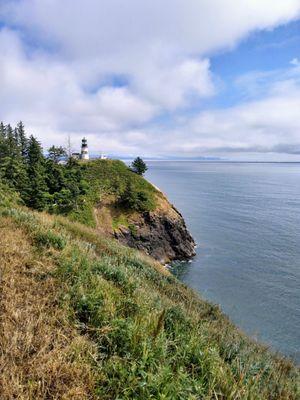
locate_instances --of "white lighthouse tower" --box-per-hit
[81,137,89,160]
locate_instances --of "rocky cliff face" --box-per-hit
[113,199,196,264]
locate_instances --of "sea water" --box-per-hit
[146,162,300,363]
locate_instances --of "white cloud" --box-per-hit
[290,57,300,66]
[0,29,156,141]
[1,1,300,156]
[163,72,300,158]
[3,0,300,57]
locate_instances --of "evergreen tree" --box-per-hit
[45,158,66,194]
[5,124,18,156]
[0,122,6,140]
[131,157,148,175]
[17,121,28,157]
[47,145,67,163]
[61,158,88,211]
[0,122,8,159]
[0,121,88,214]
[25,136,49,210]
[0,122,28,196]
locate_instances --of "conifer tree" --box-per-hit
[0,122,8,159]
[0,122,6,140]
[5,124,17,156]
[1,123,27,191]
[47,145,67,163]
[26,135,49,210]
[0,121,87,214]
[131,157,148,175]
[17,121,28,157]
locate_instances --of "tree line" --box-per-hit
[0,121,87,212]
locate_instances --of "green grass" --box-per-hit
[1,196,299,399]
[50,159,160,228]
[112,213,130,230]
[68,159,158,227]
[82,159,157,200]
[68,199,97,228]
[64,159,158,228]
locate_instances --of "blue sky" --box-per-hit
[209,20,300,108]
[1,0,300,160]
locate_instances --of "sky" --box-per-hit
[1,0,300,160]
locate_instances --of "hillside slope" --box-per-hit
[0,187,299,399]
[70,160,196,263]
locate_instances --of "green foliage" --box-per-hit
[0,121,88,216]
[68,201,96,227]
[119,181,156,212]
[112,214,129,230]
[26,135,49,210]
[34,229,66,250]
[47,145,67,163]
[0,125,157,225]
[0,181,21,208]
[16,121,28,157]
[131,156,148,175]
[81,159,157,216]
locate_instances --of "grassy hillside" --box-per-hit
[0,184,299,399]
[68,159,159,228]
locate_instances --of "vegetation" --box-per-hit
[75,158,157,226]
[131,156,148,175]
[1,123,299,398]
[0,122,156,227]
[0,121,88,213]
[0,187,299,399]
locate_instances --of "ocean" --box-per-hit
[146,161,300,363]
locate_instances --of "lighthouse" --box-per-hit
[81,137,89,160]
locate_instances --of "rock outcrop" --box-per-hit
[113,200,196,264]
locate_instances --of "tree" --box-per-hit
[0,123,28,195]
[0,122,8,159]
[0,122,6,140]
[131,157,148,175]
[5,124,18,156]
[16,121,28,157]
[47,145,67,163]
[0,120,91,215]
[45,158,66,194]
[25,136,49,210]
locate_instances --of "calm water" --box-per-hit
[146,162,300,363]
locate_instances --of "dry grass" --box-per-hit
[0,203,299,399]
[0,217,96,400]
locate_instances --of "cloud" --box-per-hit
[167,69,300,157]
[1,1,300,156]
[0,28,156,136]
[3,0,300,57]
[290,57,300,66]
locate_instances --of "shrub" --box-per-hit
[0,182,21,208]
[118,182,155,212]
[34,230,66,250]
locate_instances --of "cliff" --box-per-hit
[75,159,195,263]
[113,198,196,263]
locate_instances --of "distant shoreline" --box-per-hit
[141,160,300,164]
